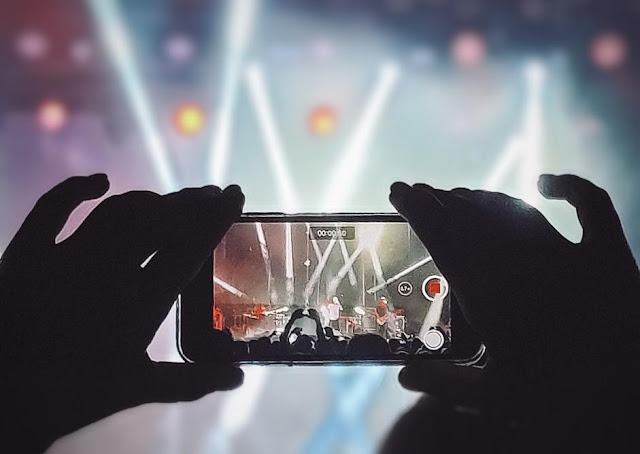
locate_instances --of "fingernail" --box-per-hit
[390,182,411,198]
[398,366,419,390]
[389,182,412,208]
[537,174,553,194]
[204,185,223,195]
[222,185,244,207]
[87,174,110,192]
[218,367,244,390]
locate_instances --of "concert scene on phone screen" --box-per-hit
[212,220,450,359]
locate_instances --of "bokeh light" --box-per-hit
[591,32,627,70]
[308,105,337,136]
[15,30,48,60]
[451,30,486,68]
[37,99,68,132]
[164,34,197,63]
[173,102,206,135]
[69,40,94,64]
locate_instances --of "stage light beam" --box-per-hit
[522,60,545,207]
[245,63,298,212]
[285,222,295,304]
[323,62,400,211]
[214,277,248,298]
[208,0,259,186]
[87,0,178,192]
[366,256,433,294]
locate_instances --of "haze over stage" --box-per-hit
[2,1,640,453]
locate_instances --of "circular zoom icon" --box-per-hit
[397,281,413,296]
[421,275,449,301]
[424,329,445,351]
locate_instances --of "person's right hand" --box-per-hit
[389,175,640,404]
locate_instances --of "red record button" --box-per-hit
[421,275,448,301]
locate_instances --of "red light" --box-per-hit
[173,102,206,136]
[308,105,337,136]
[591,32,627,70]
[37,99,68,133]
[428,281,441,295]
[451,31,486,68]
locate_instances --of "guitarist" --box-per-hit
[375,297,396,339]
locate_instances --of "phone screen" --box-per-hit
[212,220,450,360]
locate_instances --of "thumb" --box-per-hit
[537,174,625,247]
[399,361,487,408]
[9,174,110,255]
[134,363,244,404]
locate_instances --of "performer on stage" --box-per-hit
[251,303,266,319]
[375,296,397,339]
[213,305,225,330]
[327,295,343,331]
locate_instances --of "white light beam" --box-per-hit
[366,256,433,294]
[245,63,298,212]
[87,0,178,192]
[214,276,248,299]
[323,62,400,211]
[208,0,259,185]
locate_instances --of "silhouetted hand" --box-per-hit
[0,175,245,453]
[389,174,640,409]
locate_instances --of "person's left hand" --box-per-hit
[0,174,245,452]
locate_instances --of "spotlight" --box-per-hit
[308,105,337,137]
[310,37,336,61]
[15,30,48,60]
[173,102,206,136]
[591,32,627,70]
[37,99,68,133]
[451,31,486,68]
[164,34,196,63]
[69,40,94,64]
[88,0,178,191]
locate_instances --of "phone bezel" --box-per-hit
[177,212,480,365]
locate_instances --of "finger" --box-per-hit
[59,190,165,270]
[140,185,244,303]
[8,174,109,253]
[389,182,447,230]
[133,363,244,404]
[537,174,624,246]
[390,182,460,277]
[399,362,486,407]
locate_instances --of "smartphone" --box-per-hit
[177,213,480,364]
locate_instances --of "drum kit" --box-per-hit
[241,306,290,335]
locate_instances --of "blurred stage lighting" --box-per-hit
[37,99,68,133]
[173,102,206,136]
[310,37,336,62]
[591,32,627,70]
[69,40,94,64]
[164,34,196,63]
[209,0,259,187]
[409,46,437,67]
[88,0,178,191]
[451,31,486,68]
[323,61,400,212]
[308,105,337,136]
[245,63,298,212]
[15,30,48,60]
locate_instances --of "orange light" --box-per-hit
[37,99,68,132]
[308,105,337,136]
[173,102,206,135]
